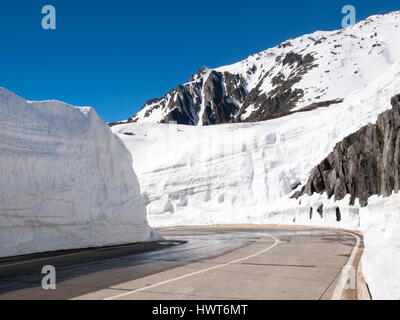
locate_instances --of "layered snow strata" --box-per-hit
[113,62,400,228]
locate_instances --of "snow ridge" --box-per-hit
[125,11,400,125]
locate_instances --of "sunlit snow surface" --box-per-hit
[0,88,159,258]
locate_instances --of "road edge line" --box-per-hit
[331,231,361,300]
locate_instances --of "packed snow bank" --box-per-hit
[113,62,400,228]
[359,193,400,300]
[0,88,159,258]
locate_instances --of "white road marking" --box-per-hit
[331,231,361,300]
[103,234,280,300]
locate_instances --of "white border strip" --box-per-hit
[103,234,280,300]
[331,231,361,300]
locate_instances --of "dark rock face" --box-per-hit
[293,94,400,206]
[201,71,247,125]
[159,82,204,125]
[130,68,248,125]
[235,52,318,122]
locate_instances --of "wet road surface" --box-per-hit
[0,226,362,300]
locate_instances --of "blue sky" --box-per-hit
[0,0,399,122]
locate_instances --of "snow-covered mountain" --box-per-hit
[119,11,400,126]
[0,88,159,258]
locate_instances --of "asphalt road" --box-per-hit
[0,226,362,300]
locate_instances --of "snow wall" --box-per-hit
[113,63,400,229]
[0,88,159,258]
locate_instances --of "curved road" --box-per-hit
[0,226,363,300]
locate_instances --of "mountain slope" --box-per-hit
[121,11,400,125]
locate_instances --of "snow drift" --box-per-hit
[0,88,159,258]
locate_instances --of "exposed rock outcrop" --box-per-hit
[200,71,247,125]
[130,68,248,125]
[293,94,400,206]
[236,52,318,122]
